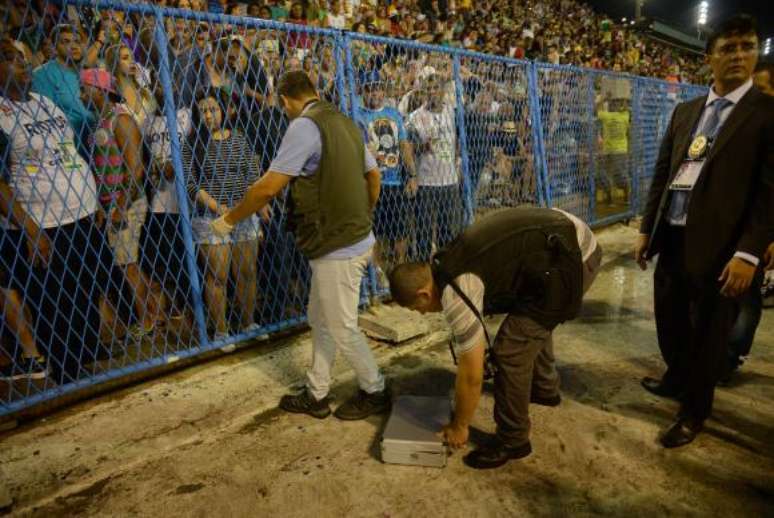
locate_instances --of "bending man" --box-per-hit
[388,207,601,469]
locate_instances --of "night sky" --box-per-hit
[584,0,773,43]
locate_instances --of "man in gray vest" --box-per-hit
[211,71,390,420]
[388,207,602,469]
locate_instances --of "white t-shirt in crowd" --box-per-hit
[145,108,192,214]
[326,13,347,29]
[407,104,458,186]
[0,93,98,229]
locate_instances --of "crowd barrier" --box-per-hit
[0,0,709,417]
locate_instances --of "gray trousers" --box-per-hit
[493,244,603,446]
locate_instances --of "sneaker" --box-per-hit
[334,387,392,420]
[213,331,236,353]
[128,323,155,341]
[0,356,49,381]
[463,441,532,469]
[240,323,269,341]
[279,389,332,419]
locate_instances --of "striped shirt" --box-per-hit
[442,211,597,356]
[183,130,260,215]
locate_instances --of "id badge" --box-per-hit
[669,160,704,191]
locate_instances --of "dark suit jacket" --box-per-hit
[640,86,774,278]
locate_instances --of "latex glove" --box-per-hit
[210,214,235,237]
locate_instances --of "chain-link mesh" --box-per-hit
[461,56,536,219]
[0,0,708,416]
[634,78,710,214]
[346,35,471,296]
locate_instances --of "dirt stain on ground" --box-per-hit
[238,407,284,435]
[174,483,205,495]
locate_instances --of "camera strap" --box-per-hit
[445,278,496,378]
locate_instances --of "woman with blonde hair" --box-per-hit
[104,43,156,128]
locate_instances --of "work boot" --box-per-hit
[279,389,331,419]
[334,387,392,420]
[530,393,561,407]
[463,440,532,469]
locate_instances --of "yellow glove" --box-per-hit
[210,215,235,237]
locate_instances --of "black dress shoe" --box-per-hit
[530,393,561,407]
[660,418,703,448]
[463,441,532,469]
[640,377,682,399]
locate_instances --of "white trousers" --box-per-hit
[306,249,385,400]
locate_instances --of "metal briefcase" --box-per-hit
[381,395,451,468]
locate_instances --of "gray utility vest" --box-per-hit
[287,101,372,259]
[432,207,584,330]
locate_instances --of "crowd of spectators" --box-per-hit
[2,0,711,84]
[0,0,707,384]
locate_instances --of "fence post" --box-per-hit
[629,77,642,216]
[152,11,209,350]
[341,33,358,118]
[586,73,597,222]
[339,34,378,302]
[334,32,349,115]
[527,62,551,207]
[452,54,474,226]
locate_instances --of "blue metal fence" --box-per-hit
[0,0,709,417]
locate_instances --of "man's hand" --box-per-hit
[438,422,469,449]
[405,177,418,198]
[764,243,774,272]
[210,214,235,237]
[634,233,649,270]
[26,230,51,269]
[259,205,272,222]
[719,256,756,298]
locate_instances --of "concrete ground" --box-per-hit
[1,223,773,517]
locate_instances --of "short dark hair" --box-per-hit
[52,23,76,43]
[277,70,317,99]
[705,14,758,54]
[388,263,432,307]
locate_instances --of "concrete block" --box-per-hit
[359,304,429,343]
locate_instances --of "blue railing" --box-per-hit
[0,0,709,417]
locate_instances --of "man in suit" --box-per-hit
[634,14,774,448]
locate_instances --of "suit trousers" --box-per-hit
[653,225,739,421]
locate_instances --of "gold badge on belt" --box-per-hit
[688,135,708,160]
